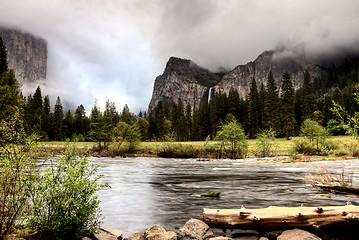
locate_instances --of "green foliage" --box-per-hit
[301,70,317,120]
[53,96,64,141]
[280,72,296,139]
[0,37,8,76]
[125,124,142,152]
[29,152,108,239]
[254,129,276,157]
[0,69,23,123]
[200,192,220,198]
[248,77,259,138]
[300,119,329,148]
[158,143,199,158]
[0,115,38,239]
[215,119,247,158]
[264,71,280,132]
[331,87,359,138]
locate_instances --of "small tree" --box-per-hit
[300,119,329,149]
[29,152,108,239]
[332,87,359,138]
[125,124,142,152]
[215,119,247,158]
[0,114,38,239]
[255,128,276,157]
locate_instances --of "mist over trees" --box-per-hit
[2,35,359,144]
[14,71,359,143]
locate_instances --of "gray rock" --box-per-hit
[124,231,146,240]
[144,225,177,240]
[0,27,47,84]
[178,218,215,240]
[209,237,233,240]
[277,229,322,240]
[258,238,269,240]
[95,227,123,240]
[233,236,259,240]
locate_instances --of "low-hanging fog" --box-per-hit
[1,0,359,113]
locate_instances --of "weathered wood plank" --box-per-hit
[203,204,359,230]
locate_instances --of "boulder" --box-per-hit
[209,237,233,240]
[277,229,322,240]
[95,227,123,240]
[124,231,146,240]
[233,236,259,240]
[178,219,215,240]
[144,225,177,240]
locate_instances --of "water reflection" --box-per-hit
[93,157,359,236]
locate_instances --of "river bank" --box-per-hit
[87,218,357,240]
[41,135,359,162]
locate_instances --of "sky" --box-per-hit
[1,0,359,113]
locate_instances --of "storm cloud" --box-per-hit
[0,0,359,112]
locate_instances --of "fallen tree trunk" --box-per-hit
[314,184,359,195]
[203,204,359,230]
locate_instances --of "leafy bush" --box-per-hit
[300,119,329,148]
[0,117,39,239]
[292,137,318,155]
[158,143,200,158]
[254,129,276,157]
[344,140,359,157]
[29,152,109,239]
[215,120,247,159]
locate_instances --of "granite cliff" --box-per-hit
[148,50,355,112]
[0,27,47,83]
[148,57,224,111]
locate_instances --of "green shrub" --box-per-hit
[344,141,359,157]
[0,118,39,239]
[292,137,318,155]
[254,129,276,157]
[158,143,199,158]
[29,152,109,239]
[215,120,247,159]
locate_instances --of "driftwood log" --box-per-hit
[314,184,359,195]
[203,203,359,230]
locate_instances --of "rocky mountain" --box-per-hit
[148,49,359,112]
[0,27,47,83]
[148,57,224,111]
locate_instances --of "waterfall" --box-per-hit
[208,87,214,103]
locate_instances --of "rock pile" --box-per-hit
[95,218,339,240]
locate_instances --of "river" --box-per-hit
[92,157,359,236]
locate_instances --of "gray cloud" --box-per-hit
[1,0,359,112]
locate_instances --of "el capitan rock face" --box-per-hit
[0,27,47,83]
[148,50,333,112]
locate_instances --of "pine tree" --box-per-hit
[248,77,259,138]
[264,71,279,132]
[43,95,51,139]
[53,96,63,141]
[0,69,23,122]
[280,72,297,139]
[185,103,192,140]
[301,70,317,120]
[0,37,8,76]
[62,110,74,140]
[74,104,87,136]
[258,82,266,131]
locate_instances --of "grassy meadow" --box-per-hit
[41,135,359,161]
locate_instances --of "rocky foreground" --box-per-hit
[87,218,356,240]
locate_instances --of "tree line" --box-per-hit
[1,35,359,145]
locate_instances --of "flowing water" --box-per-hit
[92,157,359,236]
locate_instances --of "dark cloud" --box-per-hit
[1,0,359,112]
